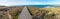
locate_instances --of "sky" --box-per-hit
[0,0,60,6]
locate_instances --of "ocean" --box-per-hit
[26,5,58,8]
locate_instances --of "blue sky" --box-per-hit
[0,0,60,6]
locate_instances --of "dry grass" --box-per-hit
[27,7,60,19]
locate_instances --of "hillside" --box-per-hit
[0,6,24,19]
[27,6,60,19]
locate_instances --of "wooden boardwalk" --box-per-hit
[18,6,32,19]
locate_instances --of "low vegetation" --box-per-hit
[27,6,60,19]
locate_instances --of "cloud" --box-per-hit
[0,0,31,6]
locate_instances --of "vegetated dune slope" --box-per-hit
[27,6,60,19]
[0,6,24,19]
